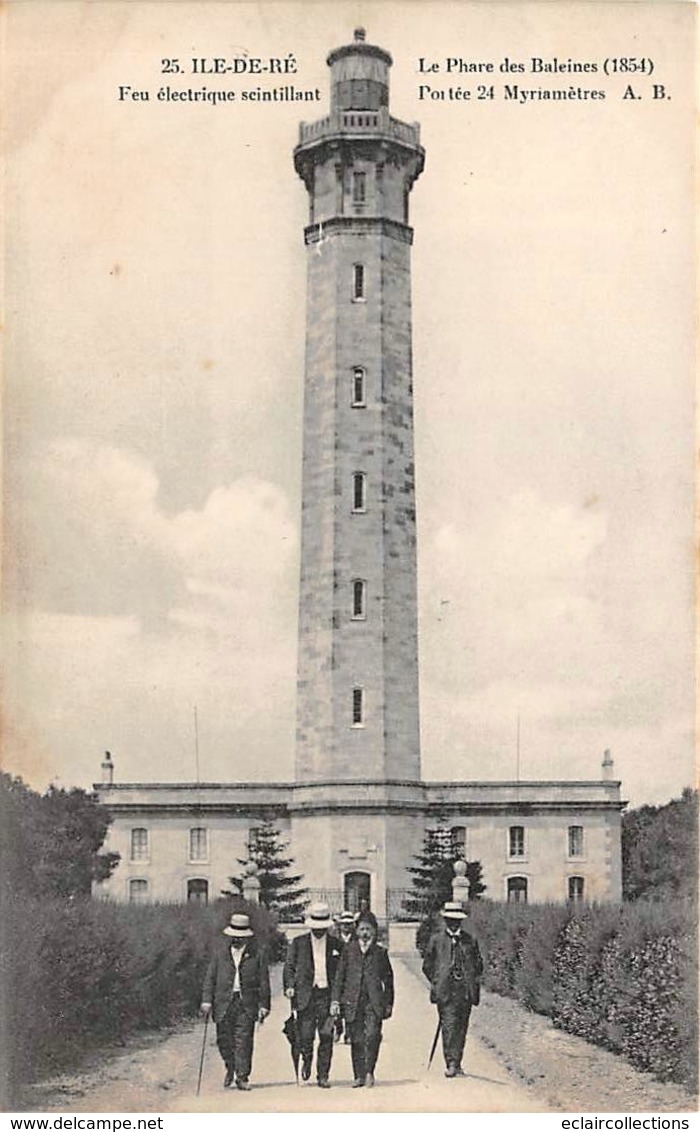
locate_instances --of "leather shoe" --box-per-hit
[236,1078,252,1091]
[317,1079,331,1089]
[445,1064,457,1078]
[301,1058,312,1082]
[352,1078,365,1088]
[224,1067,235,1088]
[365,1072,375,1088]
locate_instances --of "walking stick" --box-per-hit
[427,1018,442,1070]
[196,1011,210,1096]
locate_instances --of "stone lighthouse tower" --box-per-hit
[293,29,425,789]
[289,29,426,915]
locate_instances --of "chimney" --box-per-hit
[101,750,114,786]
[601,748,614,780]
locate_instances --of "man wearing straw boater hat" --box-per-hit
[201,912,270,1090]
[283,901,342,1087]
[421,901,483,1078]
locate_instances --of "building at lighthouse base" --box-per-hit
[94,770,623,915]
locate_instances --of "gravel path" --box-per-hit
[401,955,695,1113]
[19,958,697,1114]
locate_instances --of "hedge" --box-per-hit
[464,898,697,1092]
[0,894,285,1107]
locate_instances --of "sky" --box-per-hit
[3,1,696,809]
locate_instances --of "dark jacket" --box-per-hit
[422,926,483,1007]
[283,931,342,1012]
[202,936,271,1023]
[332,939,394,1023]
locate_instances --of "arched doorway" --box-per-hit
[344,871,371,914]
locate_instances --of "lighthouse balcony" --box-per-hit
[297,108,421,149]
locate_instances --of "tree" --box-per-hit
[0,772,120,900]
[622,787,698,902]
[224,819,308,922]
[403,815,486,921]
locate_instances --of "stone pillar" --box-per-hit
[451,859,470,905]
[242,862,261,905]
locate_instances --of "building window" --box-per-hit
[352,171,366,205]
[568,825,584,858]
[129,879,149,904]
[352,686,364,726]
[507,876,528,904]
[130,827,149,861]
[351,367,366,407]
[508,826,525,858]
[568,876,585,903]
[353,263,365,300]
[189,827,208,862]
[452,826,467,857]
[352,579,367,619]
[187,878,209,905]
[352,472,367,512]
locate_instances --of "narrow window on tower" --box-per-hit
[351,367,366,407]
[352,579,367,619]
[353,263,365,301]
[352,686,365,727]
[352,472,367,513]
[352,171,366,207]
[335,164,345,215]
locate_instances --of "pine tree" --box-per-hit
[403,815,486,920]
[224,820,308,922]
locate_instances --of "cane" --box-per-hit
[427,1018,442,1070]
[197,1011,210,1096]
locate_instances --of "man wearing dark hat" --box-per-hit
[201,912,270,1090]
[331,912,394,1088]
[283,901,342,1088]
[421,901,483,1078]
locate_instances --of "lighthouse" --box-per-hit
[294,29,425,787]
[94,32,623,918]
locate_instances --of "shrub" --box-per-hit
[448,898,697,1092]
[0,894,288,1106]
[514,904,572,1015]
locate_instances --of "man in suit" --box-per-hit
[333,911,356,1043]
[283,902,342,1088]
[331,912,394,1088]
[336,910,356,949]
[201,912,270,1090]
[421,901,483,1078]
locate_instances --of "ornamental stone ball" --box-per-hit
[452,858,470,904]
[242,860,261,904]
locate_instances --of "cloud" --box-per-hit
[418,487,694,803]
[422,488,608,692]
[5,439,299,787]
